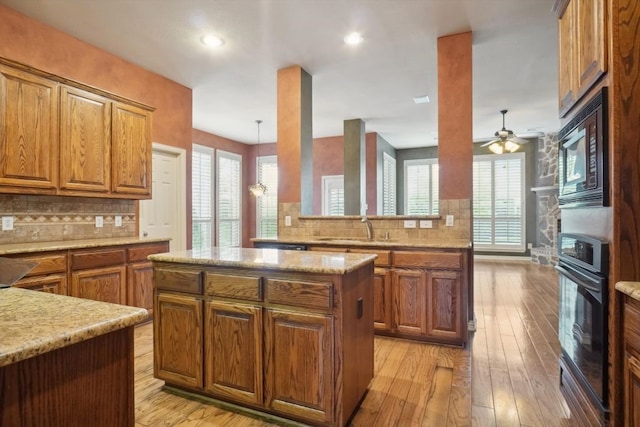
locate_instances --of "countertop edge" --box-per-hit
[616,281,640,302]
[250,237,472,249]
[0,237,171,255]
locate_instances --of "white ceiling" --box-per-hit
[1,0,560,149]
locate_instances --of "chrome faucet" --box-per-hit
[361,216,373,240]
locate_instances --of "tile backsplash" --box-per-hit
[0,195,136,244]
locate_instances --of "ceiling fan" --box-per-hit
[482,109,528,154]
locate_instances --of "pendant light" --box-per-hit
[248,120,267,197]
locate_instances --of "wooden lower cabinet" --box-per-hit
[426,269,462,341]
[127,261,154,314]
[373,267,392,331]
[154,293,203,389]
[265,308,333,423]
[14,274,67,294]
[204,300,263,406]
[392,269,428,336]
[625,354,640,427]
[71,265,126,304]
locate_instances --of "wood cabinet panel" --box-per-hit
[127,261,154,316]
[626,354,640,427]
[59,85,111,194]
[154,265,202,294]
[373,267,392,331]
[10,252,67,277]
[393,250,462,269]
[349,248,391,266]
[127,242,169,262]
[266,278,333,311]
[71,265,126,304]
[111,102,151,196]
[154,293,203,389]
[426,269,462,341]
[0,64,58,192]
[204,301,263,406]
[558,0,576,114]
[14,274,67,295]
[392,269,428,336]
[265,309,333,424]
[71,248,126,270]
[205,273,262,301]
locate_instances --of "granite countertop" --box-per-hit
[616,281,640,301]
[251,237,472,249]
[149,247,377,274]
[0,288,148,367]
[0,236,171,255]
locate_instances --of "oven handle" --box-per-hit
[555,265,601,293]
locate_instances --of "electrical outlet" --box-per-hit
[403,220,416,228]
[419,220,433,229]
[284,216,292,227]
[445,215,454,227]
[2,216,14,231]
[527,243,533,249]
[115,215,123,227]
[95,216,104,228]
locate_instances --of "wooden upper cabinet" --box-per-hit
[0,64,58,192]
[557,0,607,116]
[111,102,152,197]
[59,85,111,194]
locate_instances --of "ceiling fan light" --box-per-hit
[488,142,503,154]
[504,140,520,152]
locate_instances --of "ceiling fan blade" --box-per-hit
[481,138,501,147]
[509,136,529,144]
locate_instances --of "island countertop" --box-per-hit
[0,236,171,255]
[0,287,148,368]
[148,247,377,274]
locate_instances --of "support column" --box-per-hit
[277,66,313,214]
[343,118,366,215]
[437,32,472,199]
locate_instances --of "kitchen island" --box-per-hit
[0,287,148,427]
[149,247,376,427]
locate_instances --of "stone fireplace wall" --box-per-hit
[531,133,559,265]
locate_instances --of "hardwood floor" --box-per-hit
[134,260,573,426]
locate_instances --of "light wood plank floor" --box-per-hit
[134,260,573,426]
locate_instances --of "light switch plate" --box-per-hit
[284,216,292,227]
[115,215,123,227]
[419,220,433,229]
[445,215,454,227]
[2,216,14,231]
[403,220,416,228]
[95,216,104,228]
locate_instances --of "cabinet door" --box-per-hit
[59,86,111,193]
[14,274,67,295]
[204,301,263,406]
[0,64,58,192]
[71,265,126,304]
[127,261,154,315]
[575,0,606,98]
[154,293,203,389]
[265,309,333,424]
[392,269,428,336]
[426,269,462,342]
[558,0,576,115]
[373,267,392,332]
[111,102,151,197]
[626,354,640,427]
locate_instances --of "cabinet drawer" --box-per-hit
[625,297,640,348]
[267,279,333,311]
[13,253,67,276]
[154,266,202,294]
[71,248,126,270]
[205,272,262,301]
[393,251,462,269]
[127,242,170,263]
[350,249,391,267]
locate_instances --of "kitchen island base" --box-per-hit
[151,248,376,427]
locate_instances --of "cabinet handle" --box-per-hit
[357,297,363,319]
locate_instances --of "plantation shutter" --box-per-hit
[191,144,214,251]
[382,152,397,215]
[257,155,278,238]
[405,159,439,215]
[217,150,242,247]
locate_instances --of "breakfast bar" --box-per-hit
[149,247,376,427]
[0,288,148,427]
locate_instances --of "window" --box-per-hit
[322,175,344,215]
[217,150,242,247]
[473,153,525,252]
[192,144,214,251]
[382,152,396,215]
[256,155,278,238]
[404,159,439,215]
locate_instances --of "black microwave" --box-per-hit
[558,87,608,208]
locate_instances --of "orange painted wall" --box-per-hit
[437,32,473,199]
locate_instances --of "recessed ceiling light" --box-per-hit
[201,34,225,48]
[344,32,363,46]
[413,95,430,104]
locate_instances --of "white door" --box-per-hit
[139,143,186,251]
